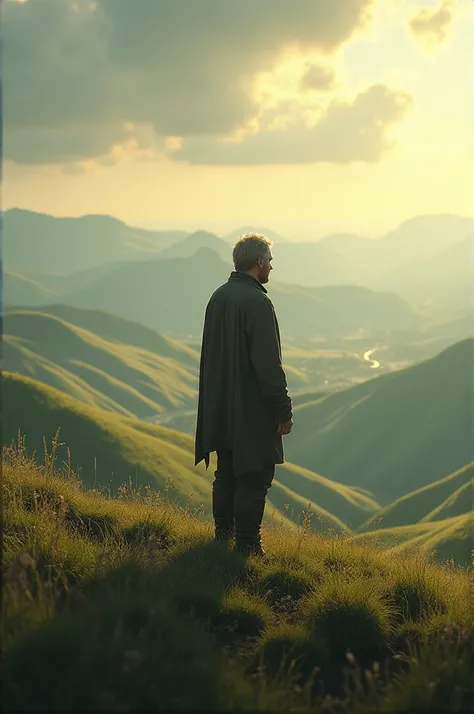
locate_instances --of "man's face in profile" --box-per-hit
[257,252,273,284]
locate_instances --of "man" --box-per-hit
[195,233,293,557]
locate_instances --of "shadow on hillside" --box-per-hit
[3,540,259,712]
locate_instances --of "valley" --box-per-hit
[2,208,473,567]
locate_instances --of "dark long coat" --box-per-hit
[195,270,293,476]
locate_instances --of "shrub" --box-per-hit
[260,566,316,605]
[2,593,247,712]
[387,572,448,623]
[121,519,175,552]
[217,588,272,639]
[302,579,394,666]
[258,623,330,682]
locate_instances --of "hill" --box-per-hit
[370,237,472,310]
[2,208,187,273]
[4,209,470,299]
[359,463,473,531]
[60,248,420,339]
[284,338,473,503]
[274,461,380,530]
[1,371,214,506]
[3,444,473,712]
[316,215,471,304]
[350,513,472,568]
[3,308,199,418]
[376,214,470,262]
[3,270,60,306]
[2,372,375,532]
[156,230,231,263]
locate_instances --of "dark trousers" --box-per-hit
[212,449,275,545]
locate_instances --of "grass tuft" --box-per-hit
[3,437,473,711]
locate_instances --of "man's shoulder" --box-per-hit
[211,279,270,304]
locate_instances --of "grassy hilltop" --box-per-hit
[3,442,473,712]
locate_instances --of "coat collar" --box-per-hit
[228,270,268,293]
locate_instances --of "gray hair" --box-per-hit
[232,233,272,272]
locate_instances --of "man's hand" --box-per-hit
[276,419,293,436]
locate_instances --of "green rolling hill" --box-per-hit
[274,461,380,530]
[284,338,473,504]
[3,308,200,418]
[349,513,472,567]
[2,372,379,532]
[359,463,473,531]
[2,371,212,506]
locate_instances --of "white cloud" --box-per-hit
[166,84,413,165]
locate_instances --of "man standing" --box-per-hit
[195,233,293,556]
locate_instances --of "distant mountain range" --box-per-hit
[46,249,422,339]
[3,209,471,312]
[2,208,187,273]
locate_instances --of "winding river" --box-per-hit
[363,348,381,369]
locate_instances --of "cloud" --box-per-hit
[4,0,378,165]
[407,0,456,49]
[164,84,413,165]
[299,63,337,92]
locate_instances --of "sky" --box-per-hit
[3,0,473,240]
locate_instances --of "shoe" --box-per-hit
[235,536,266,558]
[234,493,267,558]
[212,481,235,544]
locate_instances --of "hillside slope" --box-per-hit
[4,449,472,712]
[285,338,473,503]
[359,463,473,531]
[3,271,60,306]
[370,237,472,309]
[3,309,199,418]
[350,513,472,567]
[2,372,372,532]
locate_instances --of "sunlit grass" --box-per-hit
[3,435,472,711]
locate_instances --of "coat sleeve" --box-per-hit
[245,296,293,424]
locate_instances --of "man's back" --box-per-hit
[195,270,292,477]
[194,234,292,556]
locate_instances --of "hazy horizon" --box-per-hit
[5,204,472,245]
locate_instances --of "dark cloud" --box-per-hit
[165,84,413,165]
[299,63,337,92]
[3,0,379,165]
[407,0,455,49]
